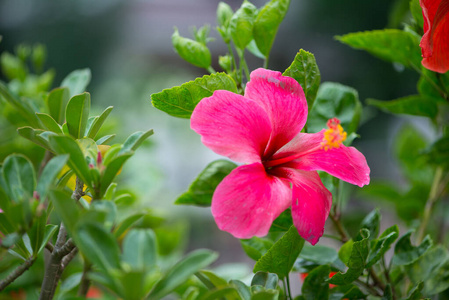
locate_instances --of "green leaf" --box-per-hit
[301,265,330,300]
[151,73,237,118]
[336,29,421,69]
[36,154,69,202]
[405,281,424,300]
[250,272,279,290]
[61,68,91,97]
[253,225,305,279]
[49,135,92,189]
[199,286,240,300]
[328,229,370,285]
[119,129,154,154]
[393,231,433,265]
[426,136,449,169]
[113,213,144,239]
[46,87,70,124]
[338,239,354,266]
[307,82,362,135]
[176,160,237,207]
[17,127,53,151]
[36,113,62,133]
[122,229,157,270]
[241,237,274,261]
[0,82,40,127]
[74,221,121,271]
[48,189,81,232]
[251,290,278,300]
[230,1,258,50]
[299,244,338,265]
[253,0,290,56]
[196,270,228,289]
[283,49,321,109]
[1,51,27,80]
[37,224,58,255]
[366,95,438,119]
[172,28,211,69]
[96,134,115,145]
[217,2,234,28]
[269,209,293,232]
[357,209,381,240]
[230,280,251,300]
[86,106,113,139]
[99,153,133,198]
[1,154,36,202]
[65,92,91,139]
[366,225,399,268]
[149,249,219,299]
[410,0,424,29]
[28,211,47,255]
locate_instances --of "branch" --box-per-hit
[0,257,36,291]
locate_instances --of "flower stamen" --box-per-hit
[321,118,347,151]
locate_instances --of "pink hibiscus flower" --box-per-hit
[420,0,449,73]
[191,68,370,245]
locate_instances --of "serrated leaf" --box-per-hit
[122,229,157,270]
[230,2,258,50]
[176,160,237,207]
[46,87,70,124]
[65,92,90,139]
[151,73,237,118]
[253,226,304,279]
[366,225,399,268]
[86,106,113,139]
[61,68,91,97]
[283,49,321,109]
[307,82,362,135]
[253,0,290,56]
[367,95,438,119]
[336,29,421,69]
[393,231,432,265]
[301,265,330,300]
[172,28,211,69]
[241,237,274,261]
[36,113,62,133]
[328,229,370,285]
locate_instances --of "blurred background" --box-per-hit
[0,0,428,270]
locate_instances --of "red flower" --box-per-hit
[420,0,449,73]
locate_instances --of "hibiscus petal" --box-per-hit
[272,168,332,245]
[245,68,308,157]
[420,0,449,73]
[211,163,291,239]
[191,90,272,164]
[270,131,370,187]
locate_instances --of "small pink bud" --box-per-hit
[89,163,94,169]
[33,191,40,201]
[97,151,102,165]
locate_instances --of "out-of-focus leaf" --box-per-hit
[253,226,304,279]
[299,244,338,265]
[253,0,290,56]
[176,160,237,207]
[46,87,70,124]
[122,229,157,270]
[151,73,237,119]
[96,134,115,145]
[366,225,399,268]
[99,153,132,198]
[65,92,90,139]
[241,237,274,261]
[251,272,279,290]
[283,49,321,109]
[17,127,53,151]
[86,106,113,139]
[301,265,330,300]
[113,213,144,239]
[426,136,449,169]
[410,0,424,29]
[37,224,58,255]
[36,113,62,133]
[172,28,211,69]
[367,95,438,119]
[230,280,251,300]
[251,290,278,300]
[404,281,424,300]
[36,154,69,202]
[28,211,47,255]
[48,189,80,232]
[393,231,432,265]
[0,82,40,127]
[230,2,258,50]
[357,209,381,240]
[119,129,154,155]
[307,82,362,135]
[336,29,421,69]
[61,68,91,97]
[1,154,36,202]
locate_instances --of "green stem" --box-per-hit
[286,275,293,300]
[207,66,216,74]
[263,56,269,69]
[417,167,444,243]
[410,63,447,97]
[329,212,349,243]
[241,57,251,82]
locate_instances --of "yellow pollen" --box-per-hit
[321,118,347,151]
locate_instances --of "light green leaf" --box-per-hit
[99,153,133,198]
[151,72,237,118]
[96,134,115,145]
[36,113,62,133]
[17,127,53,151]
[46,87,70,124]
[253,226,304,279]
[61,68,91,97]
[113,213,144,239]
[410,0,423,29]
[172,28,211,69]
[119,129,154,155]
[122,229,157,270]
[176,160,237,207]
[357,209,381,240]
[230,280,251,300]
[65,92,91,139]
[86,106,113,139]
[253,0,290,56]
[1,154,36,203]
[0,82,40,127]
[283,49,321,109]
[230,2,258,50]
[367,95,438,119]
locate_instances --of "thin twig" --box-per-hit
[0,257,37,291]
[45,242,54,253]
[77,262,92,297]
[329,212,349,243]
[61,248,78,271]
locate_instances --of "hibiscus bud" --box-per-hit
[219,55,232,72]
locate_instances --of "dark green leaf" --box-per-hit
[357,209,381,240]
[382,284,393,300]
[28,211,47,254]
[172,28,211,69]
[46,87,70,124]
[417,69,449,101]
[269,209,292,232]
[48,189,81,232]
[299,244,338,265]
[230,2,258,50]
[307,82,362,135]
[251,272,279,290]
[36,154,69,202]
[149,249,218,299]
[301,265,330,300]
[122,229,157,270]
[283,49,321,109]
[85,106,113,139]
[176,160,237,207]
[241,237,274,261]
[1,154,36,202]
[366,95,438,119]
[65,92,91,139]
[61,68,91,97]
[17,127,53,152]
[199,286,240,300]
[37,224,58,255]
[336,29,421,69]
[0,82,40,127]
[251,290,279,300]
[366,225,399,268]
[253,0,290,56]
[230,280,251,300]
[328,229,369,285]
[99,153,133,198]
[393,231,432,265]
[119,129,154,155]
[74,222,121,271]
[410,0,424,29]
[49,135,92,189]
[113,213,144,239]
[253,226,305,279]
[36,113,62,133]
[426,136,449,169]
[151,72,237,118]
[405,281,424,300]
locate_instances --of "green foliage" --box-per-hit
[65,92,91,139]
[366,225,399,268]
[253,226,304,279]
[151,73,237,118]
[172,28,212,69]
[301,265,330,300]
[122,228,157,270]
[241,237,274,261]
[367,95,439,119]
[393,231,433,265]
[283,49,321,109]
[176,160,237,206]
[61,68,91,97]
[230,2,258,51]
[336,29,421,69]
[0,154,36,202]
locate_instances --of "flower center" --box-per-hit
[321,118,347,151]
